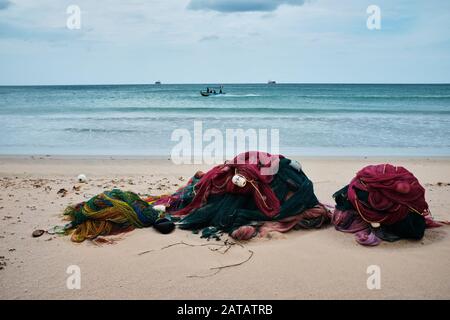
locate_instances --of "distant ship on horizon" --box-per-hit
[267,80,276,84]
[154,81,162,85]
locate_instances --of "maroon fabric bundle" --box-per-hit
[348,164,429,225]
[171,151,283,218]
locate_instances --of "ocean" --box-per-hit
[0,84,449,157]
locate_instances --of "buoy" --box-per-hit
[153,218,175,234]
[289,160,302,172]
[232,174,247,187]
[371,222,381,228]
[153,205,166,212]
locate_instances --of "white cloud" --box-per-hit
[187,0,306,12]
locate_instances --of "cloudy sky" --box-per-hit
[0,0,449,84]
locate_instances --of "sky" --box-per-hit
[0,0,449,85]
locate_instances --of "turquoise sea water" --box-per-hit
[0,84,449,156]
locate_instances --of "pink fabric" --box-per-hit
[171,151,283,218]
[348,164,428,225]
[230,205,330,240]
[231,226,257,240]
[258,204,330,237]
[425,215,450,228]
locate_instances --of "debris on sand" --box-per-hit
[0,257,6,270]
[32,229,45,238]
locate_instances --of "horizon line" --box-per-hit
[1,82,450,87]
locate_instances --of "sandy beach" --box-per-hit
[0,155,449,300]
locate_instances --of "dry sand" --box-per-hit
[0,155,449,299]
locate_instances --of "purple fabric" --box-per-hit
[331,209,382,246]
[331,208,449,246]
[332,209,369,233]
[355,229,382,246]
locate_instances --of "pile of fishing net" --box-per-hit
[61,152,329,242]
[62,189,162,242]
[151,151,330,240]
[330,164,447,246]
[59,154,447,245]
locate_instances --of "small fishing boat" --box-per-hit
[200,85,225,96]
